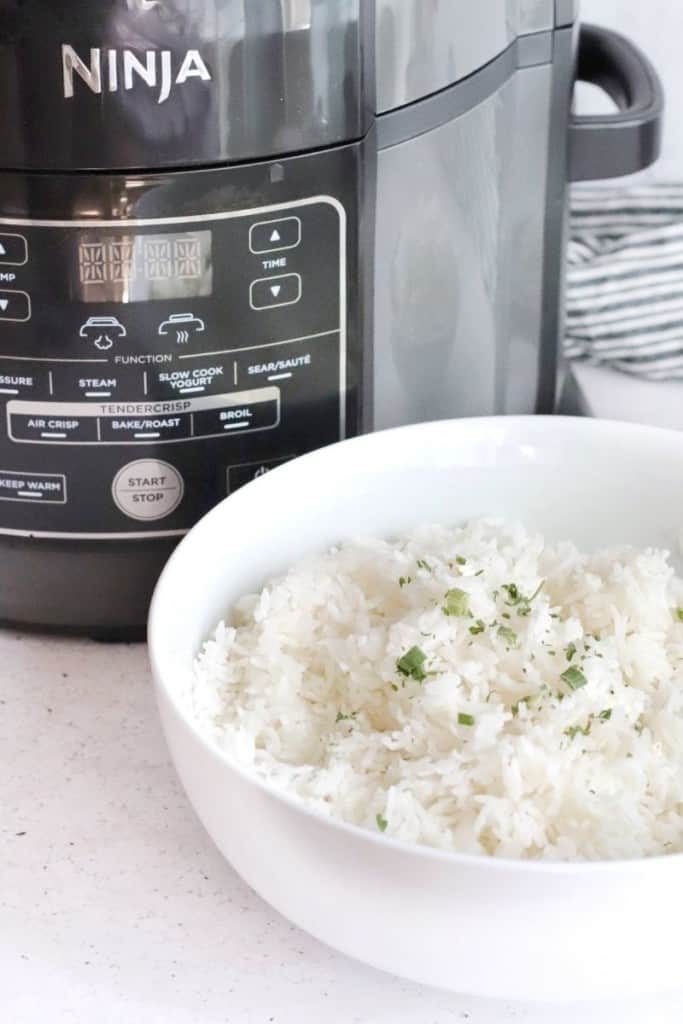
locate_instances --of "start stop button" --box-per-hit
[112,459,184,521]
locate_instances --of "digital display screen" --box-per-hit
[76,230,212,303]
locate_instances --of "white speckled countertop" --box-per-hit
[2,629,683,1024]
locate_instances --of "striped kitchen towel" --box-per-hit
[566,184,683,380]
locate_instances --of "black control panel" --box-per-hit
[0,197,346,537]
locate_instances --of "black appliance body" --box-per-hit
[0,1,662,634]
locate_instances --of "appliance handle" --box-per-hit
[569,23,663,182]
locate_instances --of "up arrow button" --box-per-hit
[249,216,302,254]
[0,233,28,267]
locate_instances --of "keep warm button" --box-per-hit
[192,386,280,437]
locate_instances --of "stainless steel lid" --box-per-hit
[376,0,572,113]
[0,0,576,172]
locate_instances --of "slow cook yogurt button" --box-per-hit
[112,459,184,521]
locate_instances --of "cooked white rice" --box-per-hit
[191,518,683,861]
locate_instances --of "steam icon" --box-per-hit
[158,312,205,344]
[79,315,127,350]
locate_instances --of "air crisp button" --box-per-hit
[8,411,98,443]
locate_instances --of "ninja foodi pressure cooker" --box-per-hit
[0,1,662,635]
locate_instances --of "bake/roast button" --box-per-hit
[100,411,192,443]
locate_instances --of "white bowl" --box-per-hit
[148,416,683,1001]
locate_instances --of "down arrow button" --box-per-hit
[250,273,301,310]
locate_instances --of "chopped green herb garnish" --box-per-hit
[458,712,475,727]
[474,569,484,577]
[396,645,428,682]
[502,611,511,620]
[565,716,592,740]
[497,625,518,648]
[502,580,544,617]
[335,710,357,723]
[455,555,467,566]
[398,575,412,588]
[634,715,645,735]
[469,619,486,636]
[390,683,399,692]
[375,813,388,832]
[416,559,431,571]
[561,666,587,690]
[442,587,469,617]
[598,708,612,721]
[511,695,532,716]
[676,608,683,622]
[565,642,577,662]
[548,649,557,657]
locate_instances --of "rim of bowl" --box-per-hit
[149,415,683,875]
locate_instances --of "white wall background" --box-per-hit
[580,0,683,179]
